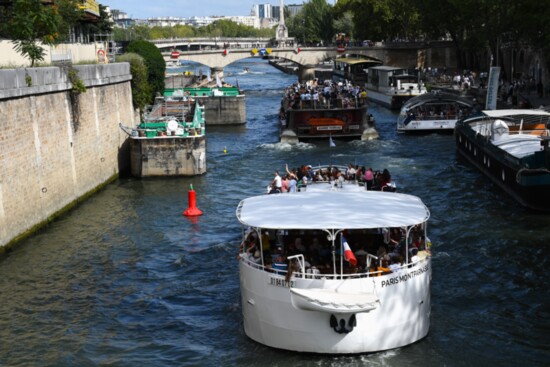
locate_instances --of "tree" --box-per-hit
[117,52,151,114]
[126,40,165,101]
[301,0,334,45]
[0,0,82,66]
[333,11,354,41]
[89,4,114,36]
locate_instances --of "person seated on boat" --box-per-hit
[261,231,271,256]
[263,255,273,272]
[294,237,306,253]
[304,165,314,181]
[355,167,365,184]
[388,227,403,250]
[368,261,380,276]
[272,254,288,275]
[242,236,258,259]
[306,259,321,279]
[388,256,402,273]
[335,171,345,189]
[379,169,396,192]
[409,248,420,265]
[376,243,388,260]
[376,259,391,276]
[248,249,262,266]
[285,260,302,282]
[308,237,321,257]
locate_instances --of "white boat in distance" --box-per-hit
[397,91,476,132]
[365,66,427,109]
[236,181,432,353]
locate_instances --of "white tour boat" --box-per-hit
[397,91,476,132]
[236,180,432,354]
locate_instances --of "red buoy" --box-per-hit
[183,184,203,216]
[171,51,180,59]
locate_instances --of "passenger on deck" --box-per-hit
[389,256,402,273]
[294,237,306,253]
[281,174,289,193]
[272,254,288,275]
[377,259,391,276]
[410,248,420,264]
[364,167,374,190]
[380,169,394,191]
[270,171,282,194]
[288,175,297,192]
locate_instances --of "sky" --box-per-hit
[103,1,308,19]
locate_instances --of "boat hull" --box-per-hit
[239,258,431,354]
[397,118,457,132]
[366,89,422,110]
[281,105,377,142]
[455,126,550,211]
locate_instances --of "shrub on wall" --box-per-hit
[117,53,152,115]
[126,40,165,101]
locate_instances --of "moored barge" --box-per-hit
[122,96,207,177]
[455,109,550,211]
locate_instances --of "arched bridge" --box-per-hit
[161,41,456,82]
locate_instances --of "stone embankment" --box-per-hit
[0,64,134,252]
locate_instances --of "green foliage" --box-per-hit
[333,11,354,40]
[89,4,114,35]
[117,53,152,113]
[114,19,273,41]
[25,74,32,87]
[126,40,165,99]
[68,68,86,94]
[0,0,82,66]
[302,0,334,44]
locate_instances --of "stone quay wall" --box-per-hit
[0,64,134,251]
[201,95,246,125]
[130,136,206,177]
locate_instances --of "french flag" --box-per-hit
[342,236,357,266]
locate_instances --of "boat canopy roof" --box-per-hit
[403,91,474,109]
[368,66,404,71]
[335,57,381,65]
[236,191,430,230]
[482,109,550,117]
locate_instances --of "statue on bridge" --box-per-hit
[275,0,292,47]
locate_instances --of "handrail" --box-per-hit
[240,254,428,279]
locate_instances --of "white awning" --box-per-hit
[236,191,430,230]
[483,109,550,117]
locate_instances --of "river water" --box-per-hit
[0,59,549,367]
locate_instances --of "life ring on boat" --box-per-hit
[97,49,108,63]
[167,119,178,132]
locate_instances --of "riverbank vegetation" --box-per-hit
[113,19,274,42]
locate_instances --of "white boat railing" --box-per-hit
[241,254,428,280]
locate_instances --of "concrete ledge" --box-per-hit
[0,63,132,100]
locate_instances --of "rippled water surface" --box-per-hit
[1,59,549,367]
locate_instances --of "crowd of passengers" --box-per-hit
[281,79,368,113]
[268,163,395,194]
[404,104,473,121]
[240,226,431,279]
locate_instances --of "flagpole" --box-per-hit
[340,233,343,276]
